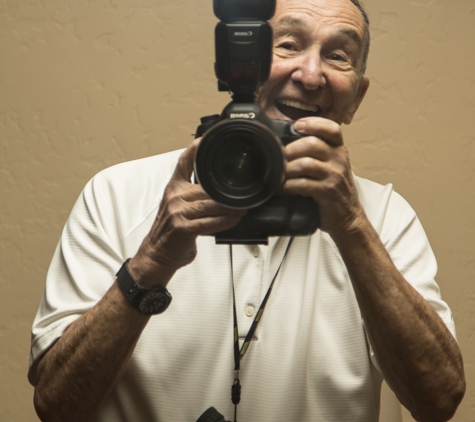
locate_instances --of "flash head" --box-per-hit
[213,0,276,22]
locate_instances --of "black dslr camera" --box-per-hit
[194,0,319,244]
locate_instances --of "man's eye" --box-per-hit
[278,42,296,51]
[329,53,344,61]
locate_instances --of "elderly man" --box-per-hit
[29,0,465,421]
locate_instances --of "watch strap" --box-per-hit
[116,258,172,315]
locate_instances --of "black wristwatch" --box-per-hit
[116,259,172,315]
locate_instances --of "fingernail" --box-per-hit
[294,121,307,132]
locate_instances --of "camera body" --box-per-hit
[195,103,319,244]
[193,0,319,244]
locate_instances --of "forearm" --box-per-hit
[331,216,465,422]
[33,282,150,422]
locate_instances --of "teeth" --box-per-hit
[278,99,320,112]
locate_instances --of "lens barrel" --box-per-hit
[195,119,285,209]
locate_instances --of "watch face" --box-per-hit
[139,291,170,315]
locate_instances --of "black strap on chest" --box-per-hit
[229,237,294,421]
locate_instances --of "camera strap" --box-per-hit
[229,237,294,422]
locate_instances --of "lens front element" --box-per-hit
[215,139,266,190]
[195,119,285,209]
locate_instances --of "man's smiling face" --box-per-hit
[256,0,369,125]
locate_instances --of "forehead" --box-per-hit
[272,0,365,39]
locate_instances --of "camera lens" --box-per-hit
[214,138,266,190]
[195,119,285,209]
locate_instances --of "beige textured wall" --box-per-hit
[1,1,474,421]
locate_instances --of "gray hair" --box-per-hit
[348,0,370,74]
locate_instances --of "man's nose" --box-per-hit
[291,52,325,90]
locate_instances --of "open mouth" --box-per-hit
[275,99,322,121]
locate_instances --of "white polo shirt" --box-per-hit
[29,149,455,421]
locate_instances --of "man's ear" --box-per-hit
[343,76,370,125]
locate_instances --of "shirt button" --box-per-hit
[252,246,260,258]
[245,306,255,317]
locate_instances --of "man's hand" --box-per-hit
[33,138,247,422]
[283,116,365,236]
[128,138,246,287]
[284,119,465,421]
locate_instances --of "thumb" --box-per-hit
[173,138,201,182]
